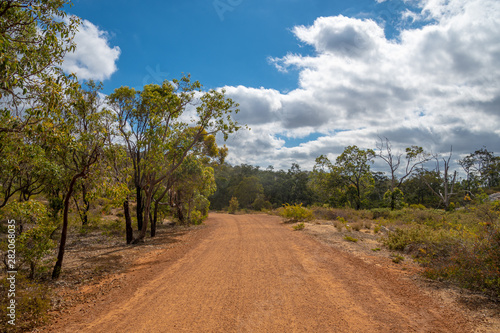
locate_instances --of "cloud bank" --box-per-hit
[221,0,500,170]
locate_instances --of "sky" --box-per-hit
[62,0,500,172]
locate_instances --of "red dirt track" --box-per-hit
[44,213,474,332]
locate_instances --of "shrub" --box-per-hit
[333,220,343,232]
[0,276,51,332]
[16,220,57,279]
[425,223,500,297]
[293,223,305,231]
[0,201,56,279]
[190,210,208,225]
[363,220,372,229]
[371,208,391,220]
[344,235,358,242]
[228,197,239,214]
[101,219,124,237]
[351,222,362,231]
[280,204,314,223]
[382,224,457,258]
[384,187,405,210]
[391,254,405,264]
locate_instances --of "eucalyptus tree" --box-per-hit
[109,75,240,243]
[376,137,431,209]
[336,145,376,210]
[0,0,78,208]
[102,141,134,243]
[310,155,345,207]
[459,147,500,191]
[422,147,457,210]
[0,0,79,133]
[50,80,109,279]
[150,130,224,233]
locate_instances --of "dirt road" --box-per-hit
[45,213,475,332]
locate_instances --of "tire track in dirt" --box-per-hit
[46,213,474,332]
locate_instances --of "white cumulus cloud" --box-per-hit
[62,19,121,81]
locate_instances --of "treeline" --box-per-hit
[210,142,500,211]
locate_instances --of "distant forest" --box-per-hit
[210,144,500,211]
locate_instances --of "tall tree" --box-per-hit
[422,147,457,210]
[310,155,344,207]
[376,137,431,190]
[109,76,240,243]
[336,145,376,209]
[459,147,500,191]
[50,81,109,279]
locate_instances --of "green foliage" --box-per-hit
[17,221,57,278]
[382,224,457,255]
[380,202,500,296]
[391,254,405,264]
[0,276,51,332]
[384,187,405,210]
[0,0,80,133]
[101,219,124,237]
[1,200,56,278]
[335,145,376,210]
[1,200,49,228]
[190,210,205,225]
[48,197,64,219]
[344,235,358,242]
[280,203,314,223]
[233,176,264,209]
[293,222,305,231]
[251,194,272,211]
[228,196,239,214]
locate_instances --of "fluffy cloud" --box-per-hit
[221,0,500,170]
[62,19,121,81]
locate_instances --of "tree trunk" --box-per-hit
[123,199,133,244]
[151,186,170,237]
[136,185,143,231]
[151,201,157,237]
[52,173,81,279]
[133,189,152,243]
[82,184,89,226]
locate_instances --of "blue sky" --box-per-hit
[62,0,500,171]
[67,0,389,93]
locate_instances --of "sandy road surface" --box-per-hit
[45,213,474,332]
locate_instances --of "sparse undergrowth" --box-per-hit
[279,202,500,298]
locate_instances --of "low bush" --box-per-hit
[344,235,358,242]
[293,222,305,231]
[424,222,500,297]
[280,204,314,223]
[228,197,239,214]
[382,201,500,297]
[371,208,391,220]
[382,224,458,259]
[391,254,405,264]
[0,276,51,332]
